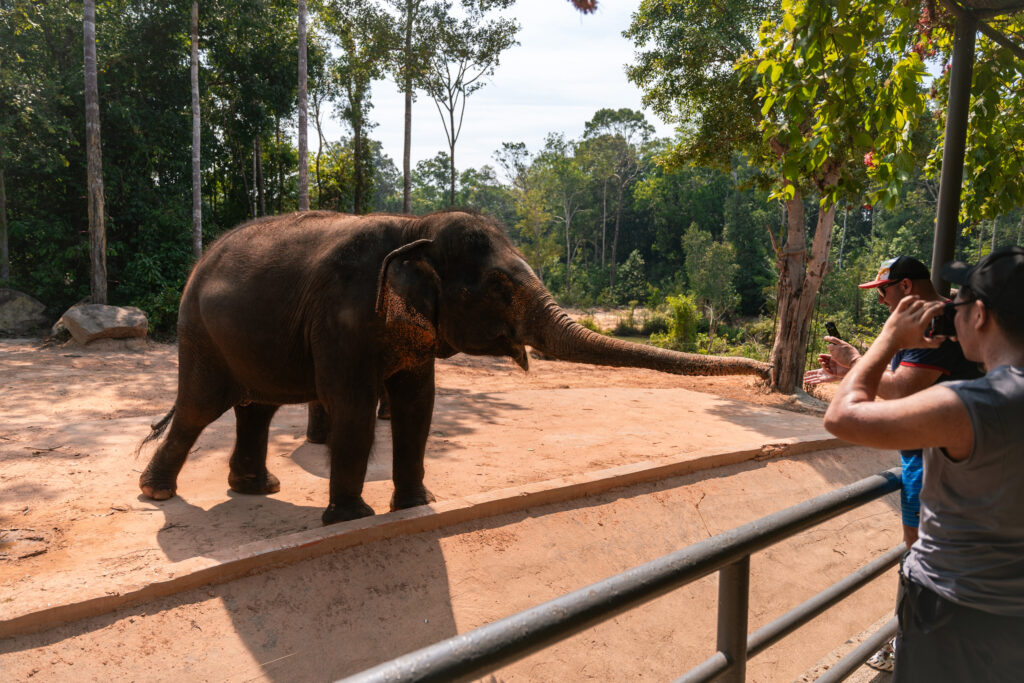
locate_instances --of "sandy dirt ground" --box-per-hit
[0,334,896,682]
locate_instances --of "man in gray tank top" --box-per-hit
[823,246,1024,682]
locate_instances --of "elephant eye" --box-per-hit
[486,272,515,305]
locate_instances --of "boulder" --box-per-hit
[59,304,148,344]
[0,288,50,336]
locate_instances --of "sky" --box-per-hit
[316,0,676,176]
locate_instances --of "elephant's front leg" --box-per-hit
[321,388,379,525]
[386,362,437,511]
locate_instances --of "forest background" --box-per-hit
[2,0,1023,387]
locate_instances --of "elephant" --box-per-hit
[138,210,770,525]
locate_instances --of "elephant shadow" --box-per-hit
[289,419,395,483]
[215,527,461,681]
[145,492,324,564]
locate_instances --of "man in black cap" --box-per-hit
[806,254,980,670]
[824,246,1024,682]
[807,257,979,541]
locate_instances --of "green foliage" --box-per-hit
[682,223,741,349]
[650,293,700,352]
[576,315,606,334]
[4,0,1022,353]
[625,0,775,169]
[923,9,1024,222]
[421,3,519,204]
[612,250,648,305]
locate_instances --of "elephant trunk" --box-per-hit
[519,284,771,379]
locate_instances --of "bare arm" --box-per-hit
[808,336,943,398]
[823,297,974,460]
[876,363,944,399]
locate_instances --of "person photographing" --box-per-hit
[806,255,980,671]
[823,246,1024,681]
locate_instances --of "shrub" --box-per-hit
[640,312,670,336]
[577,316,606,334]
[650,293,699,351]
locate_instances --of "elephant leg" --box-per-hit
[228,403,281,495]
[141,337,238,500]
[321,389,378,525]
[140,401,228,500]
[305,401,329,444]
[377,386,391,420]
[386,362,436,511]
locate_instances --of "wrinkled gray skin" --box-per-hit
[139,210,771,525]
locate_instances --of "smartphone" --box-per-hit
[928,303,957,337]
[825,321,841,340]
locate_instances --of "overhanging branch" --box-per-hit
[940,0,1024,61]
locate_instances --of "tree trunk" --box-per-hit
[255,137,265,216]
[609,181,623,290]
[353,114,364,214]
[297,0,309,211]
[600,180,607,266]
[83,0,107,304]
[247,146,256,218]
[313,100,325,210]
[769,190,837,393]
[0,158,8,282]
[402,6,413,214]
[276,120,283,213]
[448,107,456,206]
[190,0,202,259]
[564,206,572,294]
[837,205,848,270]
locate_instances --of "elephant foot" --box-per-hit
[139,467,177,501]
[376,403,391,421]
[306,424,328,444]
[322,498,375,525]
[390,487,436,511]
[228,470,281,495]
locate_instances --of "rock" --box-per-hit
[59,304,148,344]
[0,288,50,336]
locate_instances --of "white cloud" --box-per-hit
[316,0,675,173]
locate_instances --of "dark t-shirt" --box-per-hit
[891,339,982,459]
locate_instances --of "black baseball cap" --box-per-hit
[858,255,931,289]
[941,246,1024,319]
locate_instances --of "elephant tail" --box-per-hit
[134,408,175,458]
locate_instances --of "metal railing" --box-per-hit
[342,467,903,683]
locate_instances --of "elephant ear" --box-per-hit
[376,239,441,356]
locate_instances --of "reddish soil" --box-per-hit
[0,334,895,682]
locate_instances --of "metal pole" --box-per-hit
[932,14,977,295]
[717,557,750,682]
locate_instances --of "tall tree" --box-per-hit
[495,142,558,283]
[190,0,202,258]
[582,108,653,289]
[83,0,107,303]
[204,0,299,224]
[536,133,588,294]
[682,222,740,352]
[322,0,394,213]
[297,0,309,211]
[384,0,437,213]
[306,25,340,209]
[422,6,518,205]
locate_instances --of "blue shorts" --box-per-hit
[900,452,923,528]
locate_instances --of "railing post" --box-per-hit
[716,556,750,682]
